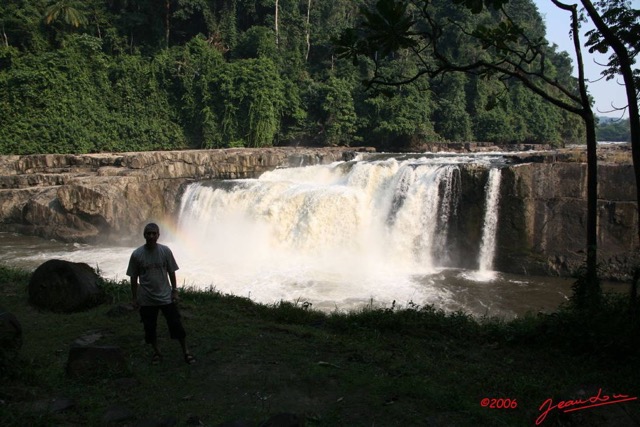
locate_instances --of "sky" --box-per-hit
[533,0,639,118]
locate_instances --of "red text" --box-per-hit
[536,388,637,425]
[480,398,518,409]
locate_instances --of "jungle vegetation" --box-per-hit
[0,0,592,154]
[597,117,631,141]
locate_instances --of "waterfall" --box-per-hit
[174,156,500,309]
[477,168,502,273]
[178,159,461,272]
[382,163,459,269]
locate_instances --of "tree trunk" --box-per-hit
[305,0,312,61]
[275,0,279,46]
[551,0,600,303]
[165,0,171,48]
[94,12,102,39]
[574,6,598,298]
[1,24,8,47]
[580,0,640,305]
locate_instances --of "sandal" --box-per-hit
[184,353,196,365]
[151,353,162,365]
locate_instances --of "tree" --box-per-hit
[582,0,640,308]
[321,76,359,146]
[597,118,631,141]
[195,56,285,148]
[1,0,609,152]
[361,60,437,148]
[0,1,40,49]
[43,0,88,28]
[216,0,238,51]
[431,73,474,142]
[234,26,277,59]
[305,0,312,60]
[338,0,602,305]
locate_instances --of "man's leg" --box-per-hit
[160,303,195,363]
[139,305,162,361]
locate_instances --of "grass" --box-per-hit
[1,266,639,426]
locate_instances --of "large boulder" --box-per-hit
[28,259,105,313]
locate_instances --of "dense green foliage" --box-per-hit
[597,117,631,141]
[0,0,589,154]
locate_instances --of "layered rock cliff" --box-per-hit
[497,160,637,280]
[0,147,370,242]
[0,145,637,281]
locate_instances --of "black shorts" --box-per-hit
[139,303,186,343]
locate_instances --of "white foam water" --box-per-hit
[173,157,490,311]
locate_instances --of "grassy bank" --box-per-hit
[1,266,639,426]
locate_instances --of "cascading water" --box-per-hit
[477,168,502,277]
[174,156,497,310]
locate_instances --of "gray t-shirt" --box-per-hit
[126,243,179,306]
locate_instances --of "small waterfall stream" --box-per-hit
[477,168,502,274]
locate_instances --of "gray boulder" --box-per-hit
[28,259,105,313]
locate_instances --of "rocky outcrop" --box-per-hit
[496,161,638,280]
[424,144,637,281]
[0,145,637,281]
[0,147,371,243]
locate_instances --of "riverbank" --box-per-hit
[1,267,639,426]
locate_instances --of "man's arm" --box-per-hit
[169,271,178,302]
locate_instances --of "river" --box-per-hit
[0,153,628,318]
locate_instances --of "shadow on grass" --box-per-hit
[1,266,639,426]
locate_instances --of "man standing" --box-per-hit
[127,223,195,365]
